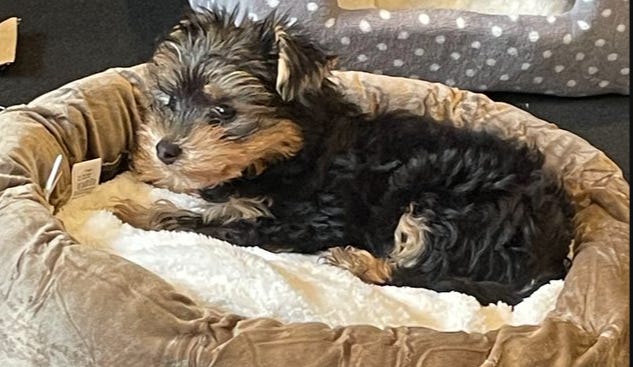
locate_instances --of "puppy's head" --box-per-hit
[133,7,336,193]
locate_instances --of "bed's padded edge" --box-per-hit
[0,65,628,366]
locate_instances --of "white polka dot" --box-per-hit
[588,66,599,75]
[513,86,522,91]
[543,50,553,58]
[373,70,383,75]
[478,85,488,90]
[414,48,425,56]
[533,76,544,84]
[340,37,350,45]
[306,2,318,11]
[376,42,387,51]
[289,17,298,25]
[491,26,503,37]
[508,15,519,22]
[575,52,585,61]
[324,18,336,28]
[555,65,565,73]
[248,13,259,21]
[357,54,368,62]
[418,13,430,24]
[601,9,612,17]
[621,68,630,75]
[429,63,441,71]
[359,20,372,33]
[595,39,606,47]
[445,79,456,86]
[528,31,539,42]
[521,63,531,70]
[379,9,391,19]
[393,59,404,67]
[547,16,557,24]
[563,34,572,44]
[409,75,420,79]
[266,0,280,8]
[599,80,610,88]
[577,20,590,30]
[456,17,466,28]
[507,47,518,56]
[465,69,475,77]
[471,41,481,49]
[617,24,626,32]
[486,58,497,66]
[500,74,510,81]
[398,31,409,39]
[450,52,461,60]
[607,53,618,61]
[435,35,446,44]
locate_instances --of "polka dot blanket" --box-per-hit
[56,172,564,333]
[190,0,630,96]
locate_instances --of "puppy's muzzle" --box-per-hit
[156,139,182,165]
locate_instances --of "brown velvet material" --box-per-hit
[0,65,628,366]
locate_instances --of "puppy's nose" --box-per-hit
[156,139,182,165]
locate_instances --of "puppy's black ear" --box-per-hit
[265,19,337,102]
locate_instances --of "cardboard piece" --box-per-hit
[0,17,19,67]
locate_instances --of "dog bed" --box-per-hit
[0,65,629,366]
[190,0,630,96]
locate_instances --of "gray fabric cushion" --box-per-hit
[190,0,630,97]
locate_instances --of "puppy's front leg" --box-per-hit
[193,219,266,247]
[112,198,267,245]
[196,217,335,253]
[112,198,330,253]
[111,199,198,231]
[111,195,272,232]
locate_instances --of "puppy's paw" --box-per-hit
[151,206,203,231]
[319,246,393,284]
[111,199,202,232]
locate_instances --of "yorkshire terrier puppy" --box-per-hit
[116,7,574,305]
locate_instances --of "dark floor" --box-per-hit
[1,0,629,180]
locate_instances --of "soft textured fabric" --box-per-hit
[190,0,630,97]
[0,65,629,366]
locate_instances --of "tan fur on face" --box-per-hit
[131,116,303,193]
[320,246,394,284]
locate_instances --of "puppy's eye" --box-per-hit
[166,96,177,110]
[211,104,236,121]
[156,94,173,108]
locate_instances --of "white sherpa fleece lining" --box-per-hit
[56,172,563,333]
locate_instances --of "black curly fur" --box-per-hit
[144,7,575,306]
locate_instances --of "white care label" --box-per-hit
[71,158,102,199]
[44,154,64,204]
